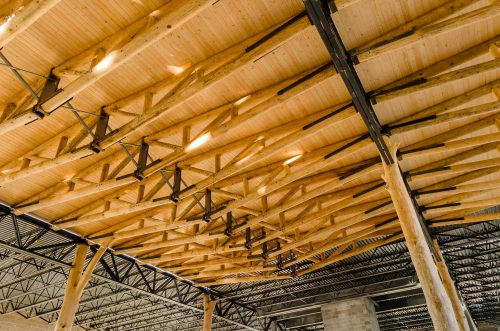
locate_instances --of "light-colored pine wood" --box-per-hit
[433,240,470,331]
[55,243,107,331]
[382,139,459,331]
[203,294,216,331]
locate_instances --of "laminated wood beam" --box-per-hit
[354,0,480,57]
[330,0,361,12]
[430,212,500,227]
[392,80,499,127]
[355,3,500,63]
[0,0,215,135]
[373,37,498,98]
[381,140,459,331]
[0,0,61,48]
[298,232,404,276]
[400,132,500,159]
[0,17,316,187]
[268,202,395,261]
[388,101,500,135]
[408,157,500,182]
[373,58,500,103]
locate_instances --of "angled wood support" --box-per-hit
[433,240,474,331]
[55,243,107,331]
[203,293,217,331]
[381,140,459,331]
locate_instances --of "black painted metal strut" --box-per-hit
[304,0,438,257]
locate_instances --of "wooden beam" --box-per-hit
[55,243,107,331]
[374,58,500,103]
[381,139,459,331]
[203,294,216,331]
[430,212,500,227]
[355,0,478,56]
[374,37,498,97]
[0,0,215,135]
[433,240,471,331]
[195,274,290,286]
[0,0,61,48]
[355,3,500,63]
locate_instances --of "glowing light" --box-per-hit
[283,154,302,166]
[167,64,186,75]
[0,15,15,35]
[234,94,251,106]
[93,52,116,73]
[257,186,267,195]
[187,132,211,151]
[235,155,252,165]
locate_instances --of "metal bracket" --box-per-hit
[133,139,150,180]
[202,189,212,223]
[224,212,234,236]
[89,109,109,153]
[32,70,61,119]
[170,166,182,202]
[245,228,266,249]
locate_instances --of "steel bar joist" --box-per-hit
[0,205,264,330]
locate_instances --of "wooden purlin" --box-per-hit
[355,2,500,63]
[0,0,62,48]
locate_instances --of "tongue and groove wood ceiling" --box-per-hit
[0,0,498,287]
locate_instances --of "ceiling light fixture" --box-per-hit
[0,15,15,35]
[283,154,302,166]
[93,52,116,73]
[186,132,211,151]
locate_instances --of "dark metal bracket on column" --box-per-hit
[262,240,280,260]
[89,108,110,153]
[244,228,266,250]
[133,139,151,180]
[33,70,62,118]
[304,0,438,257]
[116,139,162,181]
[169,166,183,202]
[224,212,234,236]
[203,189,213,222]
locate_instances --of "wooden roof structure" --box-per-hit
[0,0,498,327]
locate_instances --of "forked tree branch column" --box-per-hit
[55,243,108,331]
[203,293,217,331]
[381,139,460,331]
[434,240,475,331]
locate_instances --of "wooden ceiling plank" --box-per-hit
[251,187,387,248]
[283,214,398,268]
[0,9,308,187]
[298,232,405,276]
[194,274,290,287]
[416,178,500,200]
[391,101,500,135]
[178,102,354,200]
[410,143,497,174]
[378,37,498,96]
[356,3,499,63]
[266,200,395,260]
[356,0,479,55]
[430,212,500,227]
[0,0,216,135]
[409,157,500,182]
[401,132,500,159]
[376,58,500,104]
[0,0,61,48]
